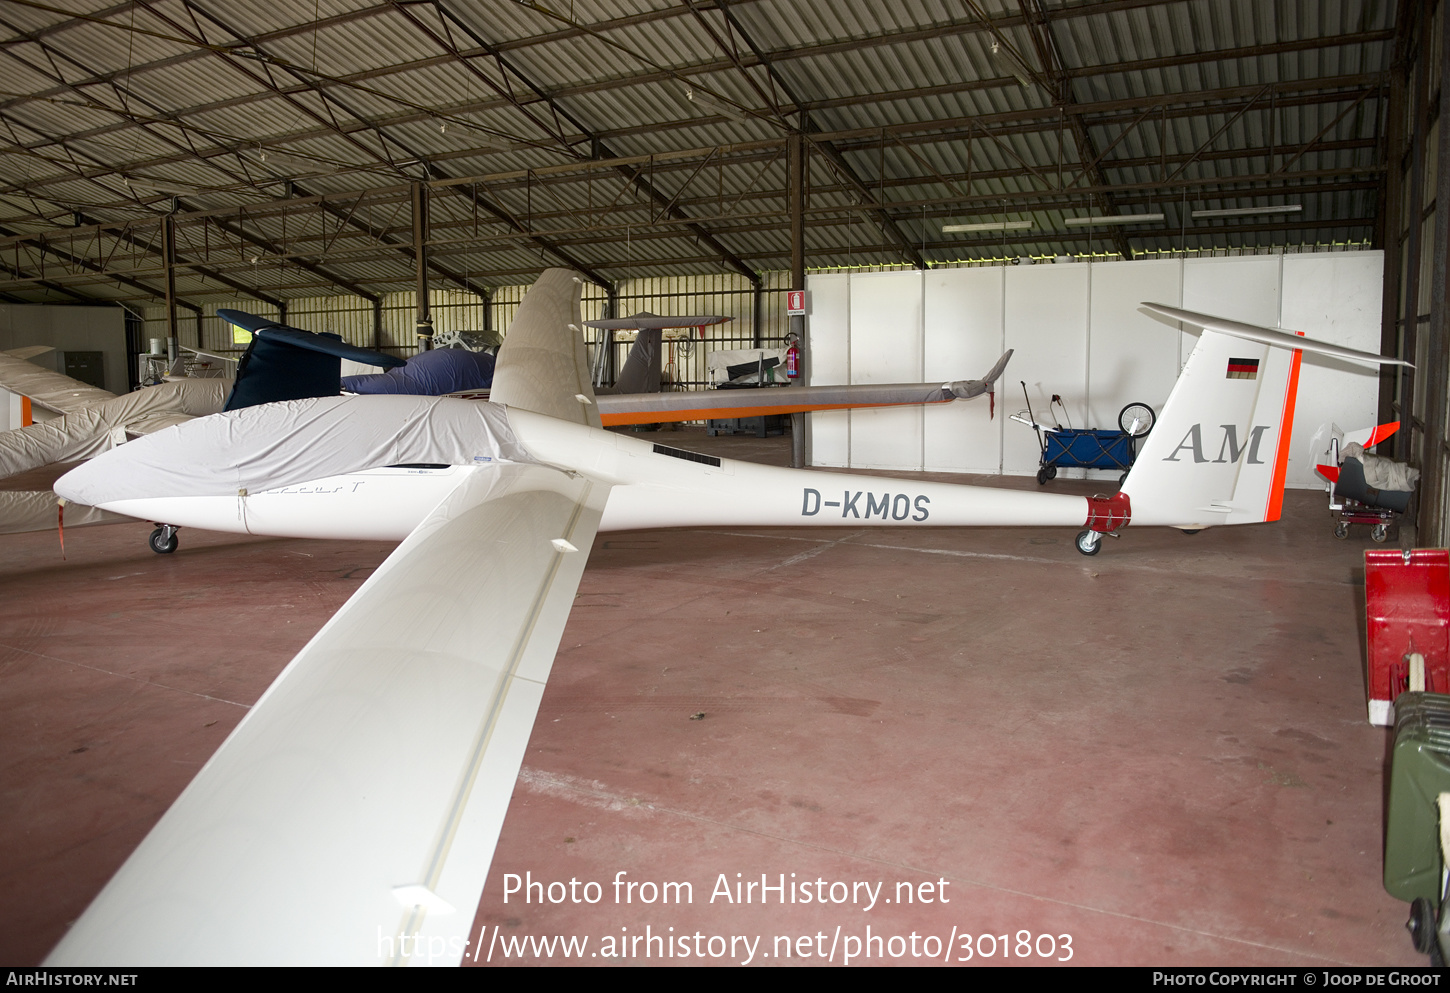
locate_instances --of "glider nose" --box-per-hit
[54,442,147,510]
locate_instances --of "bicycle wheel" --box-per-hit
[1118,402,1155,437]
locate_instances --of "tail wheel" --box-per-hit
[1075,529,1101,556]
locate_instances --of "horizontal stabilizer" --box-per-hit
[1141,303,1411,367]
[583,312,730,331]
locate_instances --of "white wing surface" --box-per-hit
[47,461,610,965]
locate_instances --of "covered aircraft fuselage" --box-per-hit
[58,404,1093,539]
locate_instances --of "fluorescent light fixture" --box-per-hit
[943,220,1033,233]
[245,147,338,176]
[1192,204,1303,219]
[125,177,199,196]
[989,40,1034,89]
[682,86,750,123]
[1063,213,1164,226]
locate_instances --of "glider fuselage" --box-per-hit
[85,406,1094,540]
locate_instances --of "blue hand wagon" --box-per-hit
[1013,382,1155,485]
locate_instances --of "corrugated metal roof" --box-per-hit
[0,0,1400,307]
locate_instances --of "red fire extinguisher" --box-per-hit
[786,336,800,379]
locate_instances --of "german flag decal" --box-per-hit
[1226,357,1259,380]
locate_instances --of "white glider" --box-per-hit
[45,283,1406,965]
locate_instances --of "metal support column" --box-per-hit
[161,212,179,347]
[1402,46,1429,476]
[1421,3,1450,546]
[788,129,808,469]
[413,182,433,350]
[752,282,763,349]
[1379,0,1412,453]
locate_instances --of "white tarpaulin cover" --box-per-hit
[0,351,115,414]
[488,268,600,428]
[706,347,790,384]
[0,491,128,534]
[0,380,230,479]
[55,394,534,506]
[1343,442,1421,491]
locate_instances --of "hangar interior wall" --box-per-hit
[806,252,1385,490]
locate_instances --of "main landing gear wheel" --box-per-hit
[1075,529,1102,556]
[148,525,178,555]
[1118,402,1156,437]
[1180,529,1201,535]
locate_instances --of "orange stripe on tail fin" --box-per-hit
[1263,341,1304,523]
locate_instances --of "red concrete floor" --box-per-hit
[0,431,1424,967]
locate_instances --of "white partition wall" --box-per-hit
[805,251,1384,488]
[1086,259,1182,429]
[1281,253,1386,481]
[1182,256,1282,370]
[1004,264,1090,475]
[849,271,924,469]
[924,267,1007,473]
[806,273,851,467]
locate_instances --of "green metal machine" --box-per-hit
[1385,692,1450,964]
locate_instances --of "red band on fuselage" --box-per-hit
[1084,490,1132,531]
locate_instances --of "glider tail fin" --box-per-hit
[1122,304,1408,530]
[489,269,601,427]
[600,328,662,396]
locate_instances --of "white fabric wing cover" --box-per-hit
[488,269,601,428]
[47,462,610,965]
[0,351,114,414]
[0,380,229,480]
[0,491,127,534]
